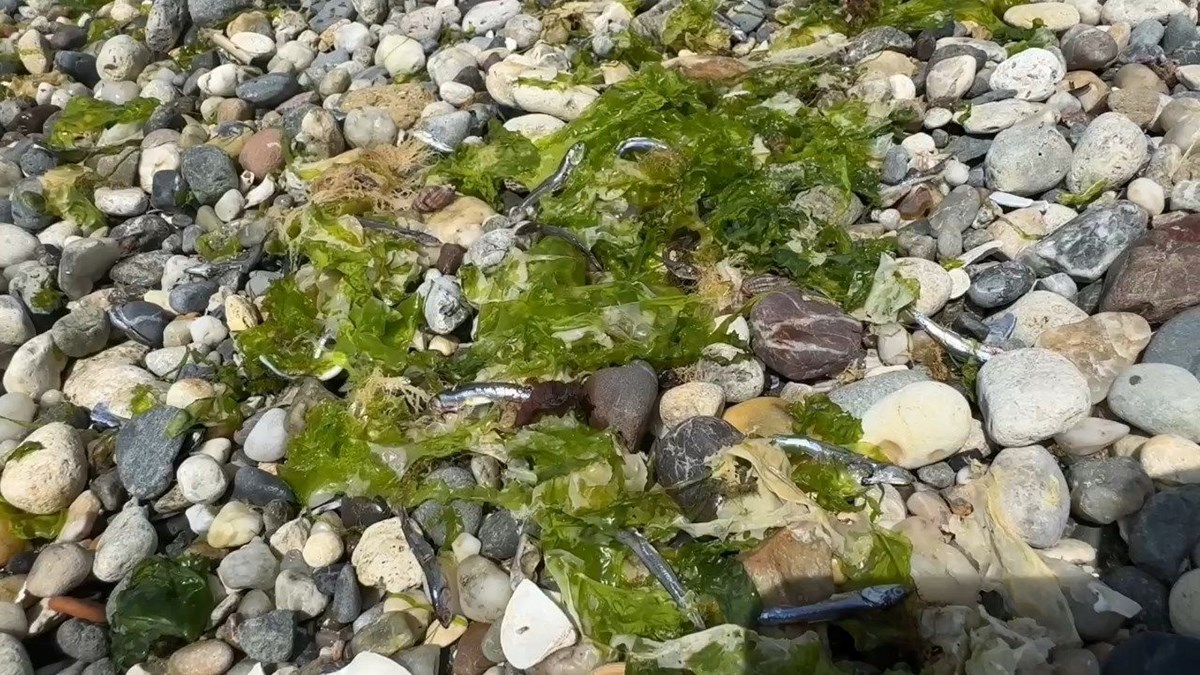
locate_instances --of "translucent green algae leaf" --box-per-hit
[48,96,157,150]
[110,556,215,670]
[0,498,64,541]
[625,624,846,675]
[787,394,863,447]
[661,0,730,54]
[41,166,106,232]
[280,401,400,503]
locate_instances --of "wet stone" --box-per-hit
[967,261,1035,308]
[749,288,864,381]
[115,405,189,500]
[655,416,743,520]
[231,466,298,506]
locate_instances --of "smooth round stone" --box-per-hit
[177,454,228,504]
[1102,566,1170,632]
[1004,2,1081,30]
[658,382,725,429]
[167,640,235,675]
[1054,417,1130,455]
[995,290,1089,346]
[967,261,1035,308]
[1067,112,1149,192]
[985,121,1072,195]
[1068,456,1153,524]
[92,503,157,582]
[1171,568,1200,636]
[1139,434,1200,485]
[1128,177,1166,215]
[988,444,1070,548]
[0,423,86,515]
[1109,364,1200,442]
[977,349,1091,447]
[989,48,1066,101]
[1035,312,1153,404]
[861,381,971,469]
[1062,28,1119,71]
[895,257,952,314]
[242,408,289,463]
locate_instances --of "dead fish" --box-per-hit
[89,402,128,429]
[711,12,748,42]
[616,137,673,158]
[398,509,454,627]
[614,528,706,630]
[433,383,533,412]
[907,309,1006,363]
[772,435,916,486]
[358,218,443,247]
[510,143,587,220]
[758,584,910,625]
[514,381,583,427]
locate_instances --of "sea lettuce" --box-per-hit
[110,556,215,669]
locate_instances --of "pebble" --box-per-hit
[582,361,658,449]
[1068,456,1153,524]
[977,348,1091,447]
[243,407,289,462]
[1054,417,1131,456]
[0,423,86,515]
[989,444,1070,548]
[659,381,726,429]
[1143,305,1200,378]
[1139,434,1200,485]
[26,542,93,598]
[457,555,513,622]
[237,610,297,663]
[116,405,188,500]
[984,121,1072,195]
[0,635,31,675]
[275,569,328,619]
[989,48,1065,101]
[1171,568,1200,636]
[693,343,765,403]
[1035,312,1152,403]
[178,454,229,504]
[92,503,157,582]
[1030,201,1148,282]
[351,518,423,593]
[861,381,971,469]
[967,261,1034,308]
[55,618,108,662]
[995,290,1090,346]
[749,289,863,381]
[1109,364,1200,442]
[207,501,263,549]
[167,640,235,675]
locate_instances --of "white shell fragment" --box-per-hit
[500,579,578,669]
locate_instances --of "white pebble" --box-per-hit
[177,454,229,504]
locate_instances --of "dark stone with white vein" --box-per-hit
[1029,201,1147,282]
[748,288,864,381]
[655,416,743,521]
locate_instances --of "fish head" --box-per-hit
[860,584,910,609]
[864,464,916,486]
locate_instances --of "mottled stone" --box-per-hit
[749,288,864,381]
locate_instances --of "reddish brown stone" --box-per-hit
[238,128,285,177]
[749,288,864,381]
[737,523,835,608]
[1101,215,1200,324]
[452,622,494,675]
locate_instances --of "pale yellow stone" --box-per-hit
[722,397,793,437]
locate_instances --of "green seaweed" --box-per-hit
[625,625,846,675]
[787,394,863,447]
[41,166,106,232]
[48,97,158,151]
[1058,180,1107,208]
[279,401,400,503]
[841,526,914,590]
[110,556,215,669]
[0,498,64,541]
[661,0,730,54]
[669,539,762,627]
[129,384,161,417]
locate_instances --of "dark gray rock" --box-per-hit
[1164,12,1199,52]
[19,143,57,177]
[231,466,297,506]
[1063,28,1118,71]
[150,169,188,211]
[583,361,658,449]
[917,462,955,489]
[411,467,482,547]
[1129,486,1200,583]
[477,509,519,560]
[115,405,189,500]
[1143,305,1200,378]
[168,280,217,314]
[944,135,992,163]
[339,497,387,530]
[55,619,108,662]
[881,146,908,185]
[237,610,297,662]
[111,251,173,290]
[11,178,54,231]
[179,145,238,205]
[655,416,743,521]
[1067,456,1153,525]
[967,262,1035,308]
[54,51,99,88]
[50,306,110,358]
[310,0,356,31]
[330,562,361,624]
[1030,201,1148,282]
[110,214,173,252]
[81,659,117,675]
[108,301,174,347]
[1103,632,1200,675]
[146,0,189,53]
[186,0,251,27]
[843,26,913,64]
[929,185,981,234]
[749,288,864,381]
[1101,566,1170,633]
[236,73,301,108]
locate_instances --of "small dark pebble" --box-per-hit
[232,466,298,506]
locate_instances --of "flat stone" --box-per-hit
[977,348,1091,446]
[1029,201,1148,282]
[115,405,189,500]
[1109,363,1200,442]
[1100,214,1200,323]
[749,288,864,381]
[1035,312,1152,403]
[988,444,1070,548]
[1068,456,1153,524]
[1144,305,1200,378]
[985,121,1072,195]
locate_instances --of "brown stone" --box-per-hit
[216,98,255,123]
[668,54,750,82]
[238,128,285,177]
[737,523,835,608]
[452,622,494,675]
[340,83,434,130]
[897,184,942,220]
[436,244,467,275]
[1035,312,1152,403]
[1101,215,1200,323]
[749,288,864,381]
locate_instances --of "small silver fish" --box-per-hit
[433,383,533,412]
[758,584,910,625]
[711,12,747,42]
[614,528,705,630]
[772,435,916,486]
[90,402,129,429]
[510,143,586,220]
[358,218,443,247]
[184,245,265,280]
[908,310,1005,363]
[616,137,673,158]
[398,510,454,627]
